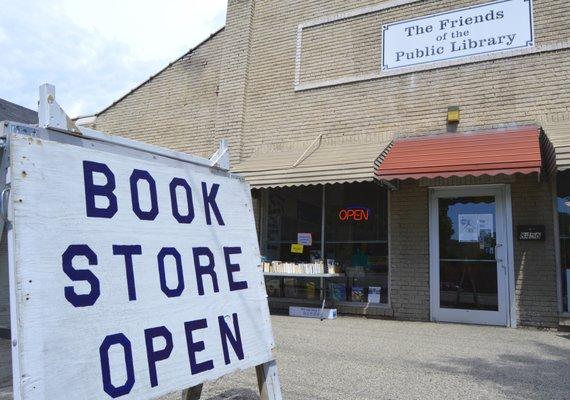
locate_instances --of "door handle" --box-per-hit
[495,243,503,263]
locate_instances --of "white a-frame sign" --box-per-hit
[0,85,282,400]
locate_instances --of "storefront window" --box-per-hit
[324,183,388,304]
[557,171,570,312]
[262,182,389,305]
[264,186,323,300]
[265,186,322,262]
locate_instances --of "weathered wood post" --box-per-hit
[181,384,203,400]
[256,360,282,400]
[181,359,282,400]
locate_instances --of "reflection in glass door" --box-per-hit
[439,196,498,311]
[429,186,511,326]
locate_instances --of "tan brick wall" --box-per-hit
[301,12,380,83]
[389,181,430,321]
[214,0,256,164]
[239,0,570,160]
[95,29,226,159]
[299,0,568,86]
[93,0,570,164]
[510,175,559,327]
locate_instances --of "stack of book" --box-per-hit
[262,261,324,275]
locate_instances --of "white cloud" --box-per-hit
[0,0,226,117]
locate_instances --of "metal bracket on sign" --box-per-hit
[209,139,230,170]
[38,84,82,135]
[1,182,10,222]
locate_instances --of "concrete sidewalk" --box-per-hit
[162,315,570,400]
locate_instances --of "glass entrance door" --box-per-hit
[429,186,510,326]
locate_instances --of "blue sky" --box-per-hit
[0,0,226,117]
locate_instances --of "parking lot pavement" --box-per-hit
[2,316,569,399]
[161,315,570,400]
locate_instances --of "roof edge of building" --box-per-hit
[94,26,226,118]
[0,98,38,124]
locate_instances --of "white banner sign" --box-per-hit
[8,133,274,399]
[382,0,534,71]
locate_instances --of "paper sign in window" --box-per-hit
[458,213,494,242]
[291,243,304,254]
[297,233,313,246]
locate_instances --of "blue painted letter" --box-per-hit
[223,247,248,292]
[62,244,99,307]
[184,319,214,375]
[157,247,185,297]
[170,178,195,224]
[218,313,244,365]
[130,169,159,221]
[192,247,219,296]
[83,161,118,218]
[201,182,225,226]
[112,245,142,301]
[144,326,174,387]
[99,333,135,398]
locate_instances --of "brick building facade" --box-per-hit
[92,0,570,328]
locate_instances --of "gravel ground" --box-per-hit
[158,315,570,400]
[3,316,570,399]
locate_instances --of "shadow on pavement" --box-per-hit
[205,388,259,400]
[418,341,570,399]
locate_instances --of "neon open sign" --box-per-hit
[338,206,371,221]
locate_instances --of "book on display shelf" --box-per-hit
[329,282,347,301]
[262,260,324,275]
[368,286,382,303]
[352,286,365,302]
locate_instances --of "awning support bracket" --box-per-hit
[292,133,323,167]
[380,179,398,191]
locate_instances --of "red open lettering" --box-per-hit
[338,207,370,222]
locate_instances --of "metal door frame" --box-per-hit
[428,184,516,327]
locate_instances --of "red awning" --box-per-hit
[375,126,544,181]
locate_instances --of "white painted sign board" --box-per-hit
[382,0,534,71]
[6,131,275,399]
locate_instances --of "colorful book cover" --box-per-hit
[306,281,317,299]
[368,286,381,303]
[283,278,298,297]
[265,278,281,297]
[352,286,365,302]
[329,283,346,301]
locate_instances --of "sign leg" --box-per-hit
[256,360,283,400]
[181,384,203,400]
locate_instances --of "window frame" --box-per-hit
[260,182,391,308]
[554,173,570,315]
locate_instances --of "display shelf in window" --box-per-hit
[263,272,344,278]
[324,240,388,244]
[263,260,326,275]
[262,261,344,277]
